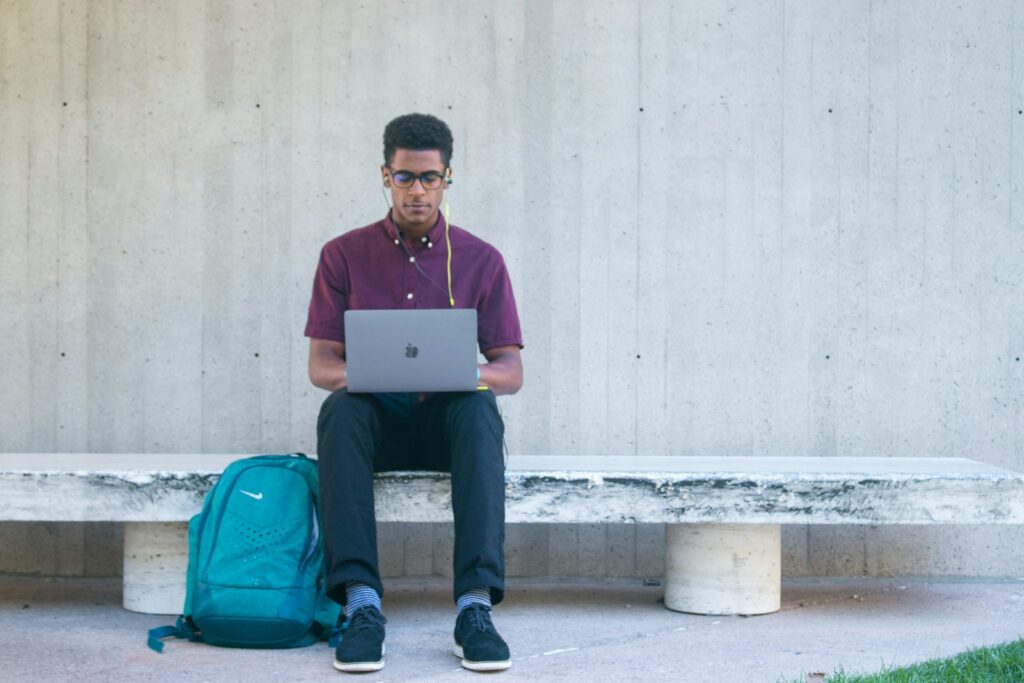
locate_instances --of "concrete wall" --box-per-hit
[2,0,1022,580]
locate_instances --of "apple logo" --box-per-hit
[405,344,419,359]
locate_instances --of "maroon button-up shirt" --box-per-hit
[304,211,523,353]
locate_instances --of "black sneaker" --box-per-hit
[452,604,511,672]
[333,606,386,673]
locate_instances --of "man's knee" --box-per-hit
[446,390,501,421]
[318,389,377,431]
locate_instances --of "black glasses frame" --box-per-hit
[386,167,448,190]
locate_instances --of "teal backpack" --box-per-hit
[148,454,342,651]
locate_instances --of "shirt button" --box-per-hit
[409,256,415,263]
[421,236,428,242]
[427,242,433,248]
[406,292,414,300]
[393,239,399,245]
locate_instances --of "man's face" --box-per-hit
[382,148,448,233]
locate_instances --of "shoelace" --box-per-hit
[461,605,496,633]
[345,606,386,636]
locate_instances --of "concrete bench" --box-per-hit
[3,453,1023,616]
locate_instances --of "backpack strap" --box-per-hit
[324,618,345,647]
[311,618,344,645]
[147,616,203,653]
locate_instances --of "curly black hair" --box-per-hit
[382,113,453,167]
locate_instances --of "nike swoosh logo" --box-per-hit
[240,490,264,500]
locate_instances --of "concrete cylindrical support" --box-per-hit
[123,521,189,615]
[664,523,781,615]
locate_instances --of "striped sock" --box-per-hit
[344,582,382,619]
[456,587,492,614]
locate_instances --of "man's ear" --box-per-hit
[381,166,391,188]
[444,167,453,187]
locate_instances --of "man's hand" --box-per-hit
[478,345,523,396]
[309,338,347,391]
[310,338,523,396]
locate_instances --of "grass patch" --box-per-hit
[782,638,1024,682]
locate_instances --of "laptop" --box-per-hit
[344,309,479,392]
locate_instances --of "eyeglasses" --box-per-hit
[387,167,447,190]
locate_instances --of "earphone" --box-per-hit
[443,167,454,307]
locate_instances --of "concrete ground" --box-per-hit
[2,576,1024,682]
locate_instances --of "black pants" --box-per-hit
[317,389,506,607]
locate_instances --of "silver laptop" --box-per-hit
[344,309,479,392]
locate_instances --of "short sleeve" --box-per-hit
[477,252,524,353]
[304,244,348,342]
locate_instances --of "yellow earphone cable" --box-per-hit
[445,200,454,307]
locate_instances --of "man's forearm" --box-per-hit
[310,356,347,392]
[478,356,523,396]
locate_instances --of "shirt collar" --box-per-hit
[382,209,447,248]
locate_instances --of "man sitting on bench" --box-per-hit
[304,112,524,673]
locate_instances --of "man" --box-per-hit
[304,113,524,673]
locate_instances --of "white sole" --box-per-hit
[333,643,385,673]
[452,644,512,672]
